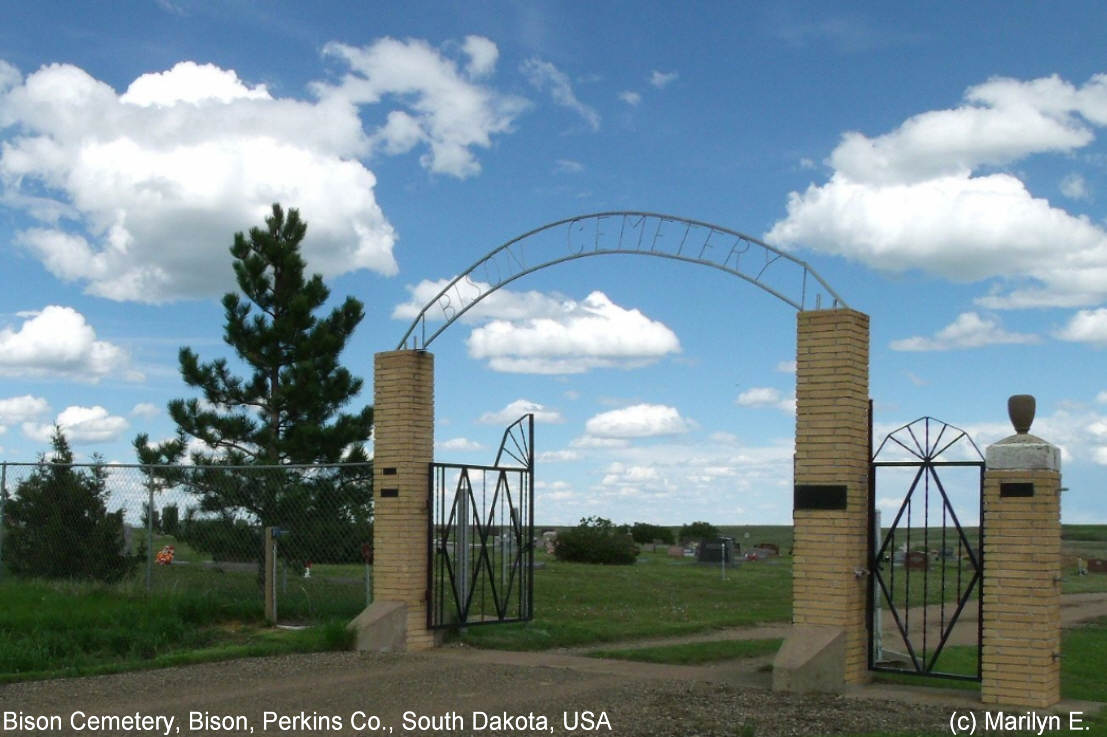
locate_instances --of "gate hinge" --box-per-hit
[853,567,870,578]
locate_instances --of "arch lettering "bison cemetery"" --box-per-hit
[398,212,848,350]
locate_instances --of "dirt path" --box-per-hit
[1,593,1103,737]
[555,591,1107,655]
[0,649,981,737]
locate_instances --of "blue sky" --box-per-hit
[1,1,1105,526]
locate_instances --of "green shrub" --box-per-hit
[176,510,261,563]
[554,517,638,565]
[629,522,674,545]
[3,429,139,583]
[679,521,719,543]
[161,504,180,536]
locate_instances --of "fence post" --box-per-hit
[264,526,277,623]
[365,564,372,608]
[0,462,6,580]
[145,485,154,593]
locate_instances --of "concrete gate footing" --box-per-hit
[348,601,447,652]
[348,601,407,652]
[772,625,846,694]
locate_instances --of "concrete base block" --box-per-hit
[986,436,1061,471]
[347,601,407,652]
[772,625,846,694]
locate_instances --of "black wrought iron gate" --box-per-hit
[428,414,534,629]
[869,416,984,681]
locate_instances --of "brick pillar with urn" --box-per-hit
[981,394,1062,707]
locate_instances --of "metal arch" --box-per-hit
[397,211,849,349]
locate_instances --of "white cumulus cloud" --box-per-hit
[0,58,401,302]
[461,35,499,79]
[24,405,129,445]
[120,60,272,106]
[393,277,568,324]
[570,435,630,449]
[584,404,693,439]
[436,437,484,451]
[0,306,132,381]
[767,73,1107,310]
[1056,308,1107,346]
[737,387,783,406]
[478,399,564,425]
[537,449,579,462]
[318,36,528,178]
[130,402,160,418]
[0,395,49,432]
[736,387,796,414]
[466,291,681,374]
[395,284,679,374]
[1,39,526,304]
[601,461,664,488]
[891,312,1040,351]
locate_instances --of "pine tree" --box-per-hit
[135,205,373,563]
[4,428,137,582]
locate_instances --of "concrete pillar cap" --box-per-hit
[985,433,1061,471]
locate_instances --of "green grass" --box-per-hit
[872,617,1107,702]
[1060,616,1107,702]
[588,637,783,665]
[459,549,792,650]
[1063,525,1107,543]
[140,556,369,622]
[0,577,353,682]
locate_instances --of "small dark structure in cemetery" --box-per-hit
[696,537,734,563]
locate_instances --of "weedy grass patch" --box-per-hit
[0,578,352,682]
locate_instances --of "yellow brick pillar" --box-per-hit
[981,395,1061,708]
[348,350,436,651]
[774,308,871,693]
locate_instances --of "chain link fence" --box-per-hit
[0,461,374,624]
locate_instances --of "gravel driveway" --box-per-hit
[0,648,979,737]
[10,593,1107,737]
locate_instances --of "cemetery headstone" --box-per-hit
[904,550,928,570]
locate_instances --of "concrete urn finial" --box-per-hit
[1007,394,1035,435]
